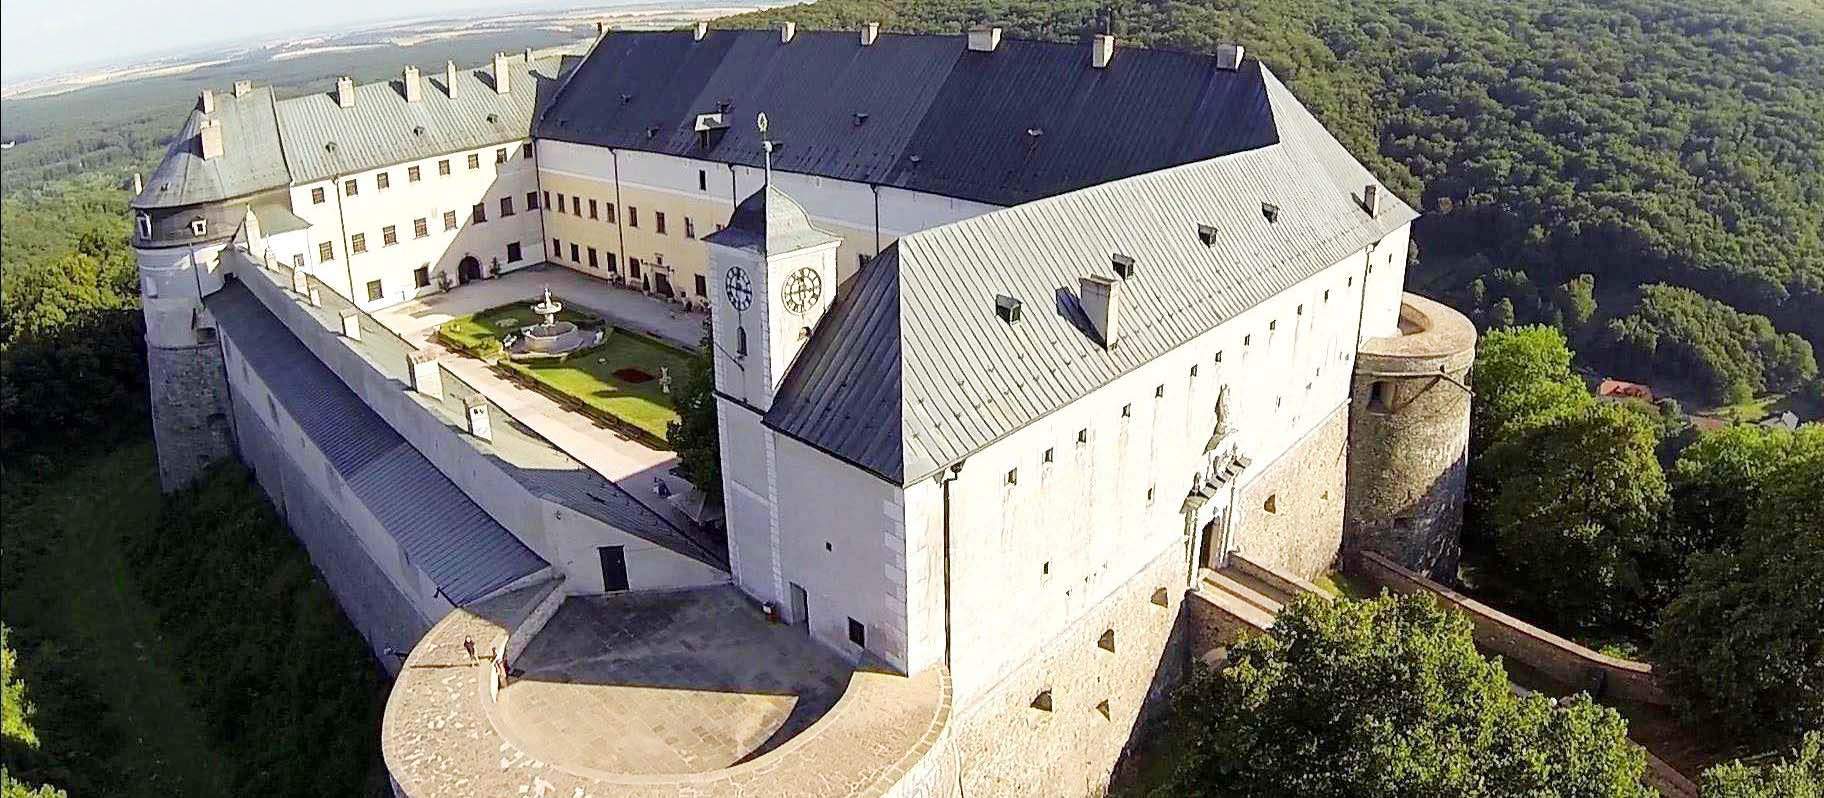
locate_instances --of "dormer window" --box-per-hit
[136,213,153,240]
[189,217,207,237]
[1111,253,1136,280]
[1261,203,1281,223]
[1197,223,1219,246]
[996,295,1023,324]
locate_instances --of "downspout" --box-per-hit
[332,176,356,300]
[1351,240,1379,355]
[870,183,881,260]
[530,138,548,267]
[936,460,964,669]
[610,149,628,277]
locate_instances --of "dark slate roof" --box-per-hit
[703,184,840,253]
[207,281,548,605]
[276,51,576,184]
[132,86,290,209]
[764,66,1419,485]
[537,30,1279,207]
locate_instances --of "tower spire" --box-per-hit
[758,111,773,186]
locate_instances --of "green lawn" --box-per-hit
[506,330,693,442]
[1,443,232,797]
[1314,570,1381,601]
[440,298,694,444]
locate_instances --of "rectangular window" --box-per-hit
[694,274,707,296]
[381,225,398,246]
[1121,403,1132,418]
[551,238,561,259]
[556,193,567,214]
[437,159,451,176]
[847,618,866,648]
[685,218,696,239]
[571,196,582,216]
[350,232,367,254]
[606,252,618,271]
[413,218,428,238]
[318,241,335,262]
[408,165,421,183]
[365,279,383,302]
[655,211,667,235]
[310,186,326,204]
[628,207,639,228]
[569,243,579,262]
[500,196,515,217]
[375,171,390,190]
[1043,447,1055,464]
[413,266,430,288]
[629,258,642,279]
[507,242,522,263]
[1215,350,1224,363]
[526,191,539,211]
[471,203,486,223]
[605,203,617,224]
[343,178,358,196]
[522,142,534,159]
[467,152,480,170]
[542,190,551,210]
[494,147,507,165]
[697,169,707,191]
[589,199,599,220]
[442,210,458,231]
[587,247,599,269]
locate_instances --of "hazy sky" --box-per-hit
[0,0,564,81]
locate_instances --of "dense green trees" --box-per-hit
[1699,733,1824,798]
[1652,430,1824,746]
[668,333,723,504]
[1163,594,1650,798]
[0,627,66,798]
[1606,285,1818,404]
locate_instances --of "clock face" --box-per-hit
[781,268,823,315]
[725,266,753,311]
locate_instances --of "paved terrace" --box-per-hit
[383,584,951,798]
[373,265,714,533]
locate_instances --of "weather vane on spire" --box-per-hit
[757,111,773,185]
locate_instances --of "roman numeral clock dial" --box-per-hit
[725,266,753,311]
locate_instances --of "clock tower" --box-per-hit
[703,182,841,612]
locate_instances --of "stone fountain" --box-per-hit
[505,286,603,360]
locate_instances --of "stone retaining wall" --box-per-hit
[1356,552,1667,706]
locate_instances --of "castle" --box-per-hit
[131,23,1474,797]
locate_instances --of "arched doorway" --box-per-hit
[458,255,482,284]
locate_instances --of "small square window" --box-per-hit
[291,253,305,269]
[438,159,451,176]
[1006,468,1019,485]
[1121,403,1132,418]
[1155,384,1165,398]
[442,210,458,231]
[413,218,428,238]
[494,147,507,164]
[500,196,515,217]
[1214,350,1224,363]
[375,171,390,190]
[350,232,367,254]
[1190,364,1200,378]
[381,225,398,246]
[343,178,358,196]
[310,186,326,204]
[467,153,481,170]
[1043,448,1055,464]
[365,279,383,302]
[408,165,422,183]
[1077,428,1089,444]
[507,242,522,263]
[471,203,486,223]
[847,618,866,647]
[318,241,335,262]
[1269,320,1278,331]
[413,266,430,288]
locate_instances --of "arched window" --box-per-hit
[735,326,748,357]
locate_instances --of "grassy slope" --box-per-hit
[2,443,231,797]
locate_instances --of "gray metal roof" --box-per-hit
[275,51,576,184]
[207,281,548,605]
[132,86,290,209]
[704,184,839,253]
[538,30,1278,207]
[764,66,1418,485]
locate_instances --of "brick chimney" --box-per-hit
[1092,34,1116,68]
[198,119,224,160]
[694,21,709,41]
[403,65,422,103]
[968,25,1003,52]
[1362,184,1381,217]
[1080,275,1122,348]
[198,88,215,114]
[861,22,880,46]
[232,80,252,97]
[445,60,459,98]
[492,52,510,94]
[335,76,356,108]
[778,21,796,43]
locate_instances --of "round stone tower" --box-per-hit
[1344,292,1476,581]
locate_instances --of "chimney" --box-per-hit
[339,309,362,340]
[1362,184,1381,217]
[778,21,796,43]
[694,21,709,41]
[1080,275,1122,348]
[445,60,458,97]
[132,172,144,195]
[1091,34,1116,68]
[198,119,224,160]
[465,398,493,441]
[403,65,422,103]
[1216,44,1245,70]
[232,79,252,97]
[596,20,609,39]
[335,76,356,108]
[861,22,880,46]
[408,350,443,400]
[198,88,215,114]
[523,47,533,62]
[492,52,510,94]
[967,25,1003,52]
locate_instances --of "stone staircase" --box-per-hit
[1188,556,1328,664]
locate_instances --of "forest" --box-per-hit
[722,0,1824,407]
